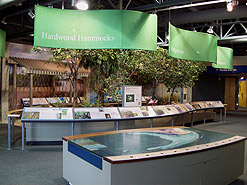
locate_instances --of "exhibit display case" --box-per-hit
[19,101,225,150]
[63,127,246,185]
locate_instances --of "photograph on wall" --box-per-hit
[74,111,91,119]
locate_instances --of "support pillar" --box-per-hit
[13,64,17,110]
[52,75,56,96]
[29,73,33,107]
[1,42,9,123]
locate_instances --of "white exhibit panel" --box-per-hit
[22,107,73,120]
[74,107,121,120]
[119,106,155,118]
[32,98,49,105]
[184,103,195,111]
[22,107,74,142]
[63,127,246,185]
[122,85,142,107]
[206,101,224,108]
[46,97,68,104]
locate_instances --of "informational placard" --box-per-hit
[206,101,224,108]
[46,97,67,104]
[22,107,73,120]
[74,107,121,120]
[34,6,157,51]
[198,101,209,108]
[177,104,190,112]
[169,23,217,63]
[165,105,180,114]
[32,98,49,105]
[184,103,194,111]
[122,85,142,107]
[190,102,202,109]
[119,106,156,118]
[152,105,169,115]
[0,29,6,58]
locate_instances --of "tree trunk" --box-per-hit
[169,87,176,104]
[152,80,156,99]
[73,76,78,107]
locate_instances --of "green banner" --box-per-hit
[34,6,157,50]
[0,29,6,58]
[169,23,217,63]
[213,46,233,69]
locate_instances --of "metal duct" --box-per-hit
[132,0,212,11]
[159,6,247,27]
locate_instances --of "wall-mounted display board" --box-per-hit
[34,6,157,51]
[22,107,73,120]
[118,106,156,118]
[74,107,121,120]
[63,127,246,185]
[122,85,142,107]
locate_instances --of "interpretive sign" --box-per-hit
[22,107,73,120]
[119,106,156,118]
[74,107,121,119]
[169,23,217,63]
[0,29,6,57]
[213,46,233,70]
[34,6,157,50]
[122,85,142,107]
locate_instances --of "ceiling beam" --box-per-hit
[131,0,219,11]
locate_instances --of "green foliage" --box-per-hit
[31,46,207,106]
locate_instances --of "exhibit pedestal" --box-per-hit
[63,127,246,185]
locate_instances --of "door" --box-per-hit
[225,77,236,110]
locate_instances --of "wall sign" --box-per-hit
[213,46,233,70]
[34,6,157,50]
[122,85,142,107]
[0,29,6,58]
[169,23,217,63]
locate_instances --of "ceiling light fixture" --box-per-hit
[207,26,214,34]
[1,17,7,25]
[226,0,239,12]
[76,1,88,10]
[28,10,35,19]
